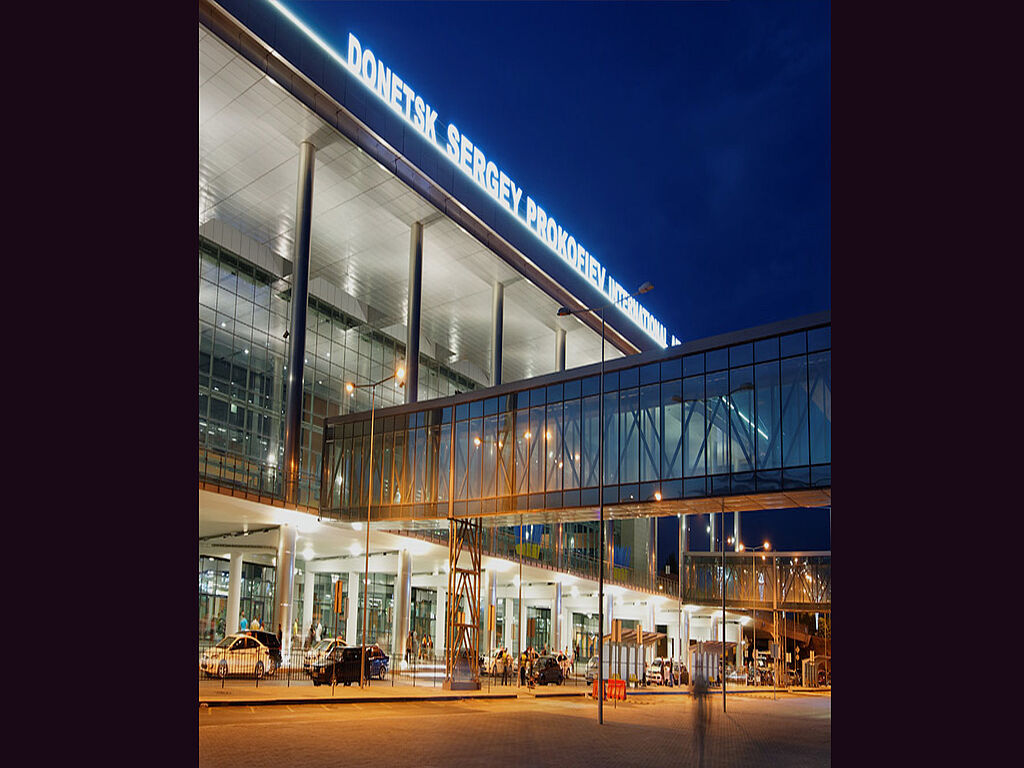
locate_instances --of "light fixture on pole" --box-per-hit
[557,280,652,725]
[737,540,771,687]
[346,363,406,689]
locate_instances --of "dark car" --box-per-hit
[242,629,282,671]
[309,645,372,686]
[531,655,564,686]
[365,644,389,679]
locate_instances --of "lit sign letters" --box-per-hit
[272,1,673,347]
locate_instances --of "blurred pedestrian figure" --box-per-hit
[239,613,248,632]
[500,650,510,685]
[693,674,712,768]
[277,624,283,643]
[315,620,322,642]
[307,622,315,650]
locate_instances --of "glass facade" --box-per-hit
[200,236,482,504]
[322,321,830,515]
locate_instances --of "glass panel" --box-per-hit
[780,331,806,357]
[562,398,581,490]
[729,366,755,473]
[454,420,469,500]
[392,431,405,504]
[619,387,639,484]
[581,395,600,488]
[755,361,782,470]
[781,356,809,467]
[515,408,530,495]
[602,390,619,486]
[529,407,544,494]
[482,414,497,498]
[729,343,753,368]
[707,348,728,372]
[755,337,780,362]
[808,326,830,352]
[639,383,660,482]
[661,379,683,479]
[683,353,704,377]
[682,376,705,478]
[497,411,513,497]
[468,417,482,499]
[437,424,451,502]
[808,351,831,464]
[545,402,563,492]
[705,371,729,475]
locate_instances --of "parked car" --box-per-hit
[242,629,282,670]
[309,645,370,686]
[585,656,599,685]
[531,655,564,686]
[200,633,275,678]
[366,644,389,680]
[645,657,664,685]
[304,637,345,673]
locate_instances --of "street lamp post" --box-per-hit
[736,540,771,687]
[557,280,652,725]
[346,364,406,689]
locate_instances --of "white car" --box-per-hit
[645,657,665,685]
[200,633,276,678]
[304,637,345,673]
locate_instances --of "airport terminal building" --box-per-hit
[198,0,831,680]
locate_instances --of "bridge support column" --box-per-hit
[709,513,716,553]
[491,281,504,386]
[406,221,423,403]
[734,512,742,552]
[555,327,566,372]
[682,608,690,676]
[735,623,743,668]
[226,551,242,635]
[283,140,315,504]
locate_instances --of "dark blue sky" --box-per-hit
[281,0,831,559]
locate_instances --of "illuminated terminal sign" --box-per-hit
[266,1,677,347]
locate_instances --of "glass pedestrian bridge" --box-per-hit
[319,311,830,529]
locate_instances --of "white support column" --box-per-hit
[735,622,743,668]
[555,327,566,372]
[551,582,562,652]
[645,601,655,633]
[734,512,742,552]
[709,513,716,553]
[503,596,513,653]
[437,587,448,654]
[275,525,297,654]
[302,565,315,643]
[226,552,242,636]
[682,610,690,669]
[393,549,412,663]
[346,572,360,644]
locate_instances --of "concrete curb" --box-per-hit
[200,692,519,708]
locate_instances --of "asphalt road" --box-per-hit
[198,691,830,767]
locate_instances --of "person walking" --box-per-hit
[239,613,248,632]
[693,673,712,768]
[277,624,283,644]
[315,620,322,642]
[307,622,315,650]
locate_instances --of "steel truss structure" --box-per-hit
[444,517,482,689]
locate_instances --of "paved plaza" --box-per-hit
[198,691,830,768]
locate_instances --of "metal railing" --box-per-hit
[199,443,320,511]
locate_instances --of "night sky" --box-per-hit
[277,1,832,561]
